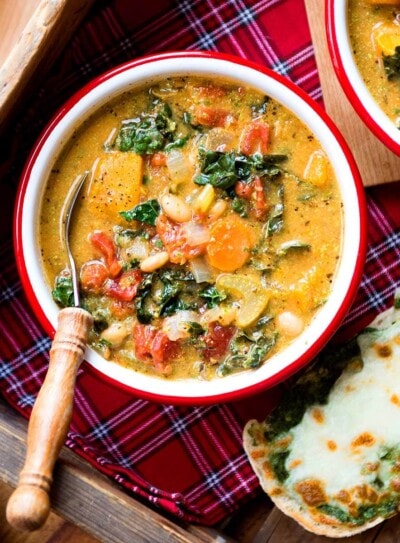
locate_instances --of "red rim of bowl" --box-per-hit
[13,50,368,405]
[326,0,400,156]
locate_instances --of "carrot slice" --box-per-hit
[206,215,253,272]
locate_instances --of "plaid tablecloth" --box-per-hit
[1,0,400,526]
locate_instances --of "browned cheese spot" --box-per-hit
[295,479,327,506]
[347,358,363,372]
[334,489,351,504]
[289,459,302,469]
[345,384,356,393]
[251,449,266,460]
[375,343,392,359]
[327,439,337,451]
[311,407,325,424]
[270,487,283,496]
[356,484,378,502]
[391,394,400,407]
[351,432,375,449]
[275,435,293,449]
[364,462,379,473]
[262,461,273,479]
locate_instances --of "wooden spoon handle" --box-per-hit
[6,306,93,531]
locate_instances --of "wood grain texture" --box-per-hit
[0,480,100,543]
[0,399,236,543]
[0,0,38,66]
[0,0,95,132]
[6,307,93,532]
[305,0,400,186]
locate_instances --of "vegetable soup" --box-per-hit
[40,76,343,380]
[348,0,400,126]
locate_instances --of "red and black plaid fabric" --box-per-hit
[1,0,399,526]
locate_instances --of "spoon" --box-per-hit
[6,172,93,531]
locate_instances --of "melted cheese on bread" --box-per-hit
[288,318,400,497]
[243,293,400,537]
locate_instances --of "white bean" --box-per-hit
[100,323,130,347]
[161,194,192,223]
[277,311,304,337]
[140,251,169,272]
[207,199,228,222]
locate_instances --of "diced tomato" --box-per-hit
[234,176,268,219]
[80,261,109,293]
[252,177,269,219]
[193,85,227,99]
[90,231,122,278]
[235,181,253,199]
[156,214,206,264]
[240,121,270,155]
[133,324,157,360]
[192,105,230,128]
[104,269,143,302]
[109,299,135,319]
[202,322,236,362]
[133,324,179,374]
[150,330,179,370]
[150,152,167,167]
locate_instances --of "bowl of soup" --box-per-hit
[327,0,400,155]
[14,51,367,404]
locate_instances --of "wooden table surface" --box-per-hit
[0,480,99,543]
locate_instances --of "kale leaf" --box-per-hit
[276,240,311,256]
[269,450,290,483]
[217,331,277,376]
[318,499,399,526]
[52,273,74,307]
[120,199,161,225]
[199,285,227,308]
[195,150,238,189]
[231,196,249,217]
[383,46,400,81]
[116,100,186,154]
[194,147,287,190]
[135,268,199,324]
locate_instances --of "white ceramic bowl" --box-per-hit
[14,51,367,404]
[327,0,400,155]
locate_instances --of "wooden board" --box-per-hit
[0,0,95,132]
[305,0,400,186]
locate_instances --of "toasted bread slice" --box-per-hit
[243,289,400,537]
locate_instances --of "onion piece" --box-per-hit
[124,237,150,261]
[182,222,210,247]
[162,311,201,341]
[100,322,130,347]
[205,128,235,151]
[189,256,214,283]
[166,149,193,185]
[200,305,238,327]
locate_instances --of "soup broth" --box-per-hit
[40,76,343,380]
[349,0,400,126]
